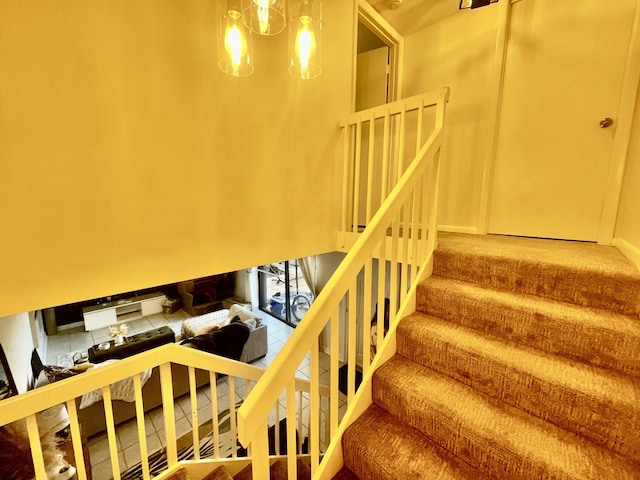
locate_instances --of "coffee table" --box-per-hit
[88,326,175,363]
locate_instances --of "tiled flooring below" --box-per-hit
[45,309,346,480]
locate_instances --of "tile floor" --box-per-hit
[46,308,345,480]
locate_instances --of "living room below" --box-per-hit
[42,306,325,480]
[44,271,240,334]
[44,270,264,364]
[0,254,349,479]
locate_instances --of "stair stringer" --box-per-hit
[315,255,435,479]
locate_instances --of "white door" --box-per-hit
[488,0,636,241]
[356,46,389,112]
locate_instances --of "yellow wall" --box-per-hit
[401,6,498,231]
[0,0,355,316]
[615,83,640,252]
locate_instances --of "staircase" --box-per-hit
[335,232,640,479]
[168,458,312,480]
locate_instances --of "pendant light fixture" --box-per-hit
[244,0,286,35]
[288,0,322,79]
[216,0,322,79]
[459,0,498,9]
[217,0,254,76]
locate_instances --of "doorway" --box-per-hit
[356,21,389,111]
[351,5,403,228]
[488,0,637,241]
[356,1,402,108]
[258,260,313,328]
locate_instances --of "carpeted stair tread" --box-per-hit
[373,355,640,479]
[270,460,288,480]
[331,467,360,480]
[342,404,488,480]
[232,464,253,480]
[233,458,311,480]
[433,232,640,316]
[165,467,190,480]
[397,312,640,460]
[203,466,234,480]
[417,275,640,377]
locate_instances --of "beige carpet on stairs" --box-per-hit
[337,233,640,480]
[233,458,311,480]
[167,457,312,480]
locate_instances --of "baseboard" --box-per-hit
[612,237,640,271]
[57,321,85,332]
[438,225,479,235]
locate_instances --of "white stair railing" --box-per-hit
[0,86,449,480]
[237,87,450,480]
[339,88,449,247]
[0,344,330,480]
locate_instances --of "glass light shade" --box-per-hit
[288,0,322,79]
[243,0,286,36]
[217,0,254,77]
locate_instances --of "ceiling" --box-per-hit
[365,0,461,37]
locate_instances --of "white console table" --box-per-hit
[83,292,166,331]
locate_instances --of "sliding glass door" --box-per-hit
[257,260,313,327]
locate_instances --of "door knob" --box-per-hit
[600,117,613,128]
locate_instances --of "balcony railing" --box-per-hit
[0,344,330,480]
[237,87,450,479]
[0,86,449,480]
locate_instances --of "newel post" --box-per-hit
[251,420,270,479]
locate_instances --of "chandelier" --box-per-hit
[216,0,323,79]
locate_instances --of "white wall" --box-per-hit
[402,6,498,232]
[316,252,348,360]
[0,314,37,394]
[614,82,640,267]
[0,0,355,317]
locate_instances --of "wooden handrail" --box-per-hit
[0,342,330,480]
[0,344,263,427]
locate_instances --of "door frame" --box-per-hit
[477,0,640,244]
[257,260,309,328]
[355,0,404,108]
[598,0,640,244]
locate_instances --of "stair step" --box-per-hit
[397,312,640,461]
[166,466,233,480]
[204,466,234,480]
[342,404,488,480]
[331,467,360,480]
[233,458,311,480]
[165,467,190,480]
[433,233,640,316]
[373,356,640,479]
[417,275,640,377]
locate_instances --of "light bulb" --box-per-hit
[246,0,285,35]
[224,10,248,75]
[288,0,321,79]
[255,0,271,34]
[295,15,316,77]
